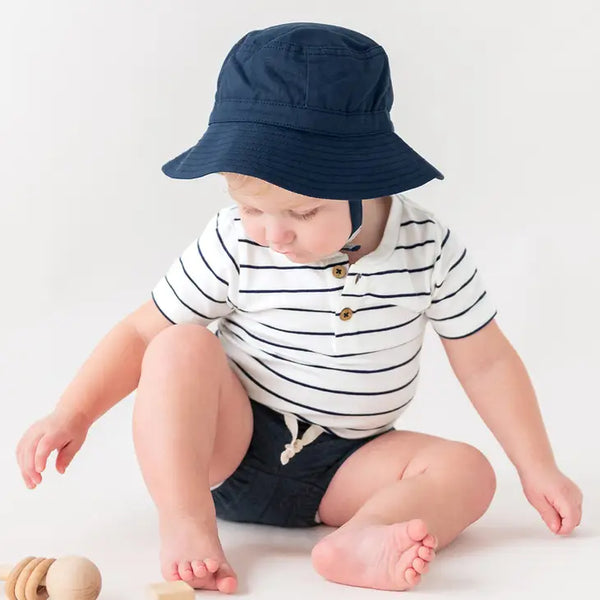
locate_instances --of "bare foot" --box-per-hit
[311,518,436,591]
[159,513,237,594]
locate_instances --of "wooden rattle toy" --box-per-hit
[0,555,101,600]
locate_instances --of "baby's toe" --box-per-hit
[216,563,237,594]
[423,533,437,548]
[418,545,435,561]
[178,561,194,581]
[204,558,220,574]
[405,567,421,587]
[164,561,181,581]
[191,560,208,578]
[406,519,429,543]
[412,557,428,575]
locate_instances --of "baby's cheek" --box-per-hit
[316,224,346,251]
[242,222,264,245]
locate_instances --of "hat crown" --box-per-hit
[210,22,394,135]
[240,22,378,53]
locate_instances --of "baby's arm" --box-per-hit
[55,299,172,426]
[17,299,174,487]
[440,319,582,534]
[441,319,554,472]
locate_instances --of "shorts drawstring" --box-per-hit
[280,413,324,465]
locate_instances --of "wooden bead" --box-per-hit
[45,556,101,600]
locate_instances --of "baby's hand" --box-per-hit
[519,465,583,535]
[16,408,91,489]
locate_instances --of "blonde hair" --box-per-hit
[218,171,273,196]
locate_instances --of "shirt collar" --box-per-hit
[334,193,403,267]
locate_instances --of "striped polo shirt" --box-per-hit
[152,193,497,438]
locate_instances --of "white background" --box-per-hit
[1,1,598,598]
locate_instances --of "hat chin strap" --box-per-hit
[341,200,363,252]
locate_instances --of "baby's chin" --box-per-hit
[281,251,307,262]
[282,249,341,264]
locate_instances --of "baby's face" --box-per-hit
[227,179,352,263]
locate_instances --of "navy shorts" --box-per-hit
[210,399,383,528]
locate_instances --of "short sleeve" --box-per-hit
[151,209,239,326]
[425,222,497,339]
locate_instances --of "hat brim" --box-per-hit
[161,121,444,200]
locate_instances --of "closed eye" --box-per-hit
[239,206,319,220]
[292,209,319,221]
[240,206,262,216]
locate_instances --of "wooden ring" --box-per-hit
[5,557,36,600]
[15,558,45,600]
[25,558,55,600]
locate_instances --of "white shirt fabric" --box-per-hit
[152,193,497,439]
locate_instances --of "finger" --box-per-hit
[17,431,44,488]
[16,431,31,471]
[559,511,579,534]
[555,500,579,535]
[16,437,24,466]
[16,441,31,487]
[23,432,45,483]
[546,491,580,535]
[537,497,561,533]
[34,435,57,474]
[19,455,37,489]
[16,440,24,472]
[20,469,35,489]
[56,441,78,473]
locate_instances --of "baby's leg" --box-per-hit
[312,431,496,591]
[132,324,252,594]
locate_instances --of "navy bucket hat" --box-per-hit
[162,22,444,243]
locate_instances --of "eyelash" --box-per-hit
[296,209,318,221]
[241,207,318,221]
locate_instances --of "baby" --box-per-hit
[15,22,582,594]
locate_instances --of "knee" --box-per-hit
[448,442,497,515]
[142,323,221,371]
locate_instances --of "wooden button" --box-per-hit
[332,265,347,279]
[339,308,353,321]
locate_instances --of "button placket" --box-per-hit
[332,261,354,324]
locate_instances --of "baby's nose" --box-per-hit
[266,221,294,245]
